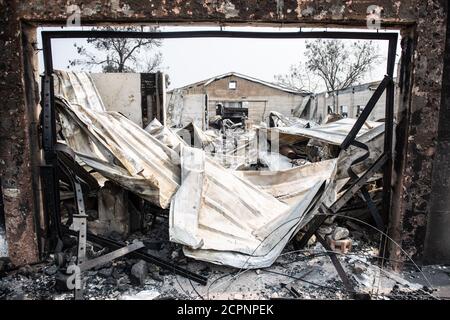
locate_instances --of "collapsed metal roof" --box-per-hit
[53,70,385,269]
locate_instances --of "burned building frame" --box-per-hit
[40,29,397,260]
[0,1,448,271]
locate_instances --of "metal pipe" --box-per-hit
[381,37,398,224]
[41,30,398,41]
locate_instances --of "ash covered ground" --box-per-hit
[0,216,444,301]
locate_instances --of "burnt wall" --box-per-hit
[0,0,447,266]
[393,2,447,262]
[0,1,40,266]
[9,1,431,24]
[423,3,450,264]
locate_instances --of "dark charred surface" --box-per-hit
[0,1,40,266]
[424,2,450,264]
[396,1,447,262]
[10,0,420,24]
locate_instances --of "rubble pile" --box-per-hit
[1,70,441,301]
[0,234,438,300]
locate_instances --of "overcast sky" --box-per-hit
[38,26,400,92]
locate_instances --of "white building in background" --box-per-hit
[306,79,399,123]
[166,72,310,129]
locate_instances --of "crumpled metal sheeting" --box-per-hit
[236,159,338,207]
[170,146,338,268]
[287,118,383,145]
[170,146,289,253]
[145,118,187,152]
[269,110,316,128]
[182,180,329,269]
[266,118,384,146]
[263,118,385,189]
[235,159,338,245]
[147,119,257,171]
[258,151,296,171]
[54,70,106,112]
[176,122,217,150]
[56,98,181,209]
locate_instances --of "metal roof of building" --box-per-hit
[169,71,311,95]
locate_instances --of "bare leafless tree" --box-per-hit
[274,62,318,93]
[69,26,162,73]
[275,39,381,92]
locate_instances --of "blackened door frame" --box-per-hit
[41,29,397,250]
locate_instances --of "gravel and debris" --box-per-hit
[0,217,445,300]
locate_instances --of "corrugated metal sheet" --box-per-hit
[264,118,384,145]
[54,70,106,112]
[262,118,385,190]
[169,146,337,268]
[55,71,181,209]
[54,70,385,269]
